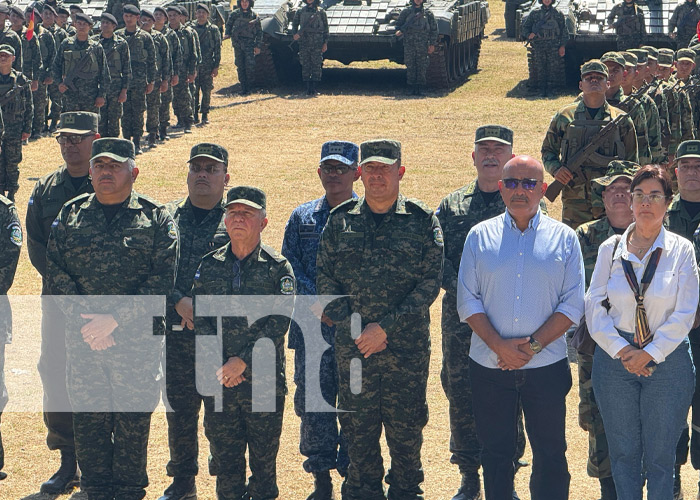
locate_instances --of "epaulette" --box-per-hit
[68,192,91,206]
[329,197,357,214]
[211,245,228,262]
[405,197,434,214]
[136,193,164,208]
[261,242,287,263]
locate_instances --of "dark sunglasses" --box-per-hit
[320,164,355,175]
[502,178,540,191]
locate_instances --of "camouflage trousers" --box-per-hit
[122,80,147,139]
[403,36,430,86]
[234,45,256,89]
[62,87,98,114]
[172,73,193,124]
[203,387,284,500]
[32,82,48,134]
[146,82,161,134]
[561,178,604,229]
[0,127,23,194]
[160,85,173,129]
[194,66,214,115]
[99,87,124,138]
[337,347,429,500]
[299,34,324,82]
[616,35,642,51]
[48,81,63,123]
[531,41,564,91]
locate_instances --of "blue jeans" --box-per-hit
[592,331,694,500]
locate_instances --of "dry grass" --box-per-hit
[1,2,696,498]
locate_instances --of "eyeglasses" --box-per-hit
[502,178,540,190]
[631,192,666,203]
[189,163,225,174]
[320,164,355,175]
[56,133,95,145]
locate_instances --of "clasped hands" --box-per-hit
[80,313,118,351]
[617,345,654,377]
[496,337,535,371]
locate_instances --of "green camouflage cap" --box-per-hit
[225,186,266,210]
[360,139,401,166]
[475,124,513,145]
[641,45,659,60]
[56,111,99,134]
[90,138,134,162]
[622,51,638,67]
[189,143,228,165]
[677,48,696,62]
[601,51,626,68]
[0,44,14,56]
[676,140,700,159]
[628,49,648,64]
[592,160,639,190]
[581,59,608,77]
[657,51,674,67]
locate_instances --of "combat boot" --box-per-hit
[193,112,200,125]
[201,113,209,125]
[184,121,193,134]
[159,125,170,141]
[158,476,197,500]
[147,132,157,148]
[133,136,143,155]
[240,82,249,96]
[451,471,481,500]
[306,81,313,96]
[599,476,617,500]
[40,449,80,494]
[675,465,684,500]
[48,118,58,134]
[172,119,185,130]
[306,470,335,500]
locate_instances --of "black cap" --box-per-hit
[9,6,24,19]
[69,5,83,12]
[122,4,140,15]
[166,5,180,13]
[42,5,57,16]
[74,12,93,25]
[140,9,154,20]
[154,6,167,16]
[100,12,117,25]
[196,2,210,13]
[57,6,69,15]
[178,5,189,17]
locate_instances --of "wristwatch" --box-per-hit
[529,338,543,354]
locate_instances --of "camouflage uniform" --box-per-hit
[32,25,56,135]
[145,27,169,138]
[670,0,700,49]
[185,22,200,120]
[162,196,227,480]
[0,195,21,476]
[292,2,329,83]
[645,71,673,154]
[158,23,182,135]
[0,68,33,197]
[52,36,111,113]
[45,185,178,500]
[395,3,437,88]
[0,28,23,73]
[317,189,443,500]
[521,3,568,94]
[193,238,294,500]
[193,19,220,119]
[106,0,140,29]
[542,99,638,228]
[172,21,197,127]
[115,26,155,142]
[95,33,131,138]
[605,87,651,165]
[607,2,646,50]
[623,85,664,163]
[46,23,68,126]
[225,6,262,93]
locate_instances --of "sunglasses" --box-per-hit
[320,164,355,175]
[502,178,540,191]
[56,133,95,145]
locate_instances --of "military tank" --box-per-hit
[515,0,678,85]
[217,0,490,89]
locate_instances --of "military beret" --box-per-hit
[0,5,8,15]
[9,5,24,19]
[56,111,99,134]
[320,141,359,166]
[657,52,674,68]
[154,6,167,16]
[166,5,180,13]
[100,12,117,25]
[178,5,189,16]
[57,6,69,15]
[69,5,83,12]
[580,59,608,77]
[225,186,266,210]
[74,12,93,25]
[140,9,155,21]
[42,4,57,16]
[91,138,135,162]
[196,2,210,13]
[641,45,659,60]
[628,49,648,64]
[474,124,513,145]
[122,4,140,15]
[189,143,228,165]
[676,140,700,160]
[601,51,626,68]
[360,139,401,166]
[622,51,638,67]
[0,44,14,56]
[677,48,697,62]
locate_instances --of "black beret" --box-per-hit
[9,5,24,19]
[122,4,140,15]
[140,9,154,20]
[57,6,69,15]
[196,3,210,13]
[154,6,167,16]
[100,12,117,24]
[74,12,93,24]
[69,5,83,12]
[166,5,180,12]
[42,5,57,16]
[0,5,8,15]
[178,5,189,16]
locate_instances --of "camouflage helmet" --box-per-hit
[236,0,255,8]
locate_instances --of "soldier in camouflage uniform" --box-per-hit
[0,44,32,201]
[41,5,68,133]
[542,59,638,229]
[0,192,21,482]
[193,186,294,500]
[317,139,444,500]
[281,141,358,500]
[10,7,42,94]
[140,10,169,148]
[53,13,110,114]
[180,7,201,124]
[575,160,637,500]
[675,48,700,137]
[28,9,57,139]
[0,6,23,74]
[26,112,98,495]
[607,0,646,50]
[95,13,131,139]
[155,6,181,141]
[292,0,329,96]
[658,49,695,155]
[106,0,141,29]
[168,5,196,133]
[159,143,229,500]
[224,0,262,96]
[521,0,567,97]
[193,4,220,125]
[395,0,437,96]
[671,0,700,49]
[116,5,155,154]
[56,7,74,37]
[45,137,178,500]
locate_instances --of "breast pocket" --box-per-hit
[390,236,423,268]
[121,230,153,272]
[337,232,364,266]
[653,270,677,298]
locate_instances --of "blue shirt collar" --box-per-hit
[504,207,541,233]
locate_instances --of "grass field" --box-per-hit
[2,2,697,498]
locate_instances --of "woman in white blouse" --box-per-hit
[586,165,699,499]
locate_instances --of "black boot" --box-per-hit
[193,112,200,125]
[599,476,617,500]
[674,465,684,500]
[415,85,424,96]
[408,84,416,95]
[540,84,548,97]
[40,449,79,494]
[201,113,209,125]
[158,476,197,500]
[451,471,481,500]
[172,119,184,130]
[239,81,249,96]
[147,132,157,148]
[184,121,193,134]
[306,470,334,500]
[159,124,170,141]
[133,136,143,155]
[306,80,313,95]
[48,118,58,133]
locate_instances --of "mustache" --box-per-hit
[510,195,528,202]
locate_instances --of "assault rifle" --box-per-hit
[289,11,321,49]
[396,10,425,38]
[524,9,552,46]
[0,80,30,107]
[63,44,97,92]
[233,16,261,44]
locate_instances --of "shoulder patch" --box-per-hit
[28,196,33,206]
[433,226,444,247]
[167,220,178,240]
[8,221,21,247]
[51,218,59,228]
[280,275,295,295]
[194,268,201,280]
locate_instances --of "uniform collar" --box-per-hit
[81,190,141,210]
[348,193,409,215]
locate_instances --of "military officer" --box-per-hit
[317,139,444,500]
[395,0,437,96]
[140,9,169,148]
[106,0,140,29]
[670,0,700,49]
[155,6,181,141]
[542,59,638,229]
[41,5,68,133]
[45,137,178,500]
[193,186,294,500]
[281,141,358,500]
[292,0,329,96]
[607,0,646,50]
[159,143,229,500]
[0,5,23,73]
[56,7,73,37]
[192,3,219,125]
[224,0,262,96]
[27,111,98,495]
[167,5,196,133]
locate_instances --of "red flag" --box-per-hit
[26,10,34,41]
[697,18,700,42]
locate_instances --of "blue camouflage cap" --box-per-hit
[320,141,359,166]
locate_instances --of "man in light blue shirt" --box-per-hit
[457,155,585,500]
